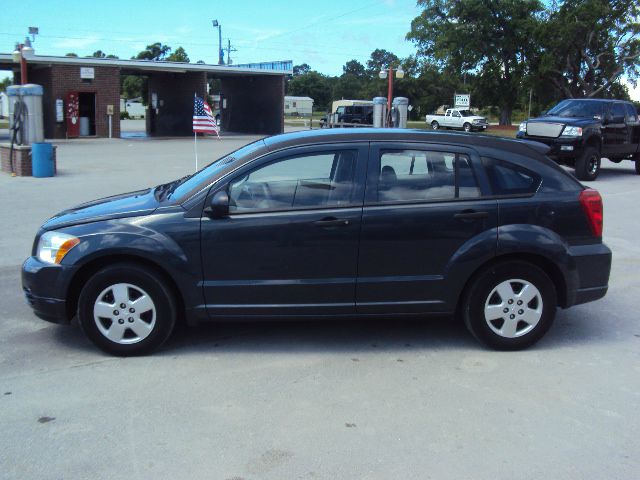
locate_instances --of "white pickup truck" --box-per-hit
[425,108,488,132]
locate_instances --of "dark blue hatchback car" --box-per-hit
[22,129,611,355]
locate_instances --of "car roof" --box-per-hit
[263,128,550,157]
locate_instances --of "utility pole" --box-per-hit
[225,39,237,65]
[212,20,223,65]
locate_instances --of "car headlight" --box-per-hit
[561,126,582,137]
[518,122,527,132]
[37,231,80,264]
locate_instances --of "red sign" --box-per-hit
[66,92,79,138]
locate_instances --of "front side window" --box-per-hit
[611,103,626,120]
[625,103,637,123]
[377,150,480,203]
[229,151,357,212]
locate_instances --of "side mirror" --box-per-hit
[204,190,229,218]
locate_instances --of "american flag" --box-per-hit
[193,95,219,134]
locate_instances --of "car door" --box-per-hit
[603,102,628,158]
[356,143,498,314]
[200,143,368,317]
[443,110,454,127]
[624,103,640,156]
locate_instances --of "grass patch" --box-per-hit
[0,119,8,129]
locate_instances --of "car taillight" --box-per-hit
[579,189,603,237]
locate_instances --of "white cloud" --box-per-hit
[52,35,99,50]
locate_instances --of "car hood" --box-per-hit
[41,188,159,230]
[527,116,598,127]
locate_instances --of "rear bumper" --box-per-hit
[566,242,612,307]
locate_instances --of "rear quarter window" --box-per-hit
[481,157,541,196]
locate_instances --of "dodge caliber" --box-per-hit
[22,129,612,355]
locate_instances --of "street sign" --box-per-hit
[454,94,470,108]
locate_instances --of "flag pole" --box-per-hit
[194,92,198,171]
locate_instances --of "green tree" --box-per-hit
[537,0,640,98]
[166,46,189,63]
[121,75,146,102]
[65,52,78,57]
[288,71,332,110]
[293,63,311,76]
[0,76,12,92]
[90,50,119,59]
[366,49,401,77]
[343,59,366,78]
[407,0,543,124]
[135,43,171,61]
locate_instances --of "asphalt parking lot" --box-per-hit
[1,134,639,480]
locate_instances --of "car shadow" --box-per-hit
[48,302,623,356]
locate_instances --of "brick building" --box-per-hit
[0,54,289,138]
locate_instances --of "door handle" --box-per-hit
[454,210,489,220]
[313,217,351,227]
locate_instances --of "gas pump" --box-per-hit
[7,87,26,176]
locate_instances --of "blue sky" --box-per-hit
[0,0,421,76]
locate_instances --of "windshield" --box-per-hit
[165,139,267,202]
[547,100,604,118]
[458,110,474,117]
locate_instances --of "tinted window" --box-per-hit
[169,139,266,201]
[624,103,637,123]
[611,103,626,119]
[481,158,541,195]
[377,150,480,202]
[229,151,357,212]
[547,100,605,118]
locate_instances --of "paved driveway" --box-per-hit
[1,138,638,479]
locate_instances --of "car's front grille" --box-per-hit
[527,122,564,138]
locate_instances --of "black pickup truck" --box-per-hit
[516,98,640,180]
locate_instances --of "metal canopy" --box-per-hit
[0,53,291,77]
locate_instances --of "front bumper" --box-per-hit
[566,242,612,307]
[516,132,582,160]
[22,256,76,324]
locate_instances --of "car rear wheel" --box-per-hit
[634,155,640,175]
[77,263,177,356]
[463,122,471,132]
[575,146,601,181]
[461,261,557,350]
[431,121,440,130]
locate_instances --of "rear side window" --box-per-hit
[377,150,480,202]
[481,158,541,196]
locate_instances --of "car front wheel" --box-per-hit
[77,263,177,356]
[461,261,557,350]
[575,147,601,181]
[463,122,471,132]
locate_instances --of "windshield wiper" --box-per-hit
[154,175,190,201]
[165,175,191,199]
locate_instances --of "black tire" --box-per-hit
[575,146,601,181]
[463,122,471,132]
[461,261,557,350]
[431,121,440,130]
[635,155,640,175]
[77,263,177,356]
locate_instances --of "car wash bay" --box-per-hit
[0,54,287,139]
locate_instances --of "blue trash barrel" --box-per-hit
[31,143,54,178]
